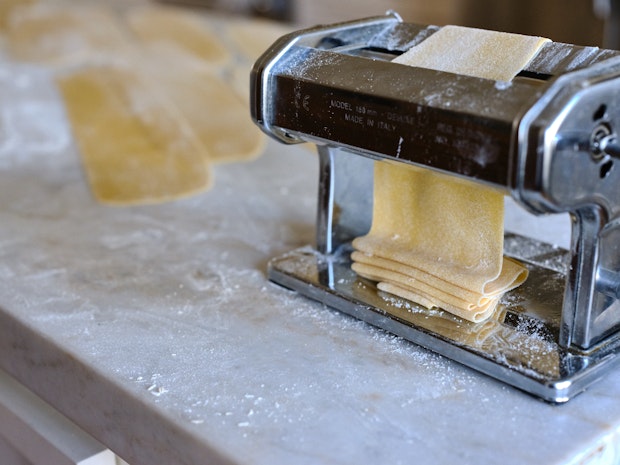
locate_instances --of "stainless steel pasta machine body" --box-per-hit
[250,13,620,402]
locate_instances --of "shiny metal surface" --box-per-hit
[251,14,620,187]
[268,242,620,403]
[316,146,373,254]
[515,55,620,349]
[251,14,620,400]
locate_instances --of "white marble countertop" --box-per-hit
[1,63,620,465]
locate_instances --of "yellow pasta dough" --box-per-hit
[226,18,292,62]
[352,162,528,322]
[57,65,211,205]
[144,64,266,164]
[225,18,291,103]
[392,25,549,82]
[6,3,128,66]
[29,3,269,204]
[126,5,230,68]
[352,26,548,322]
[0,0,35,30]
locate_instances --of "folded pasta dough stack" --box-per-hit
[352,26,547,323]
[352,161,528,322]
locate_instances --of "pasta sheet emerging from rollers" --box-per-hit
[352,26,548,322]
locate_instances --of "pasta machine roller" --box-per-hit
[250,12,620,402]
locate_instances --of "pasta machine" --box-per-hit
[250,12,620,402]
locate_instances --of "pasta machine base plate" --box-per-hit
[268,234,620,403]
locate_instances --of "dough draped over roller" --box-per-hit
[352,25,548,322]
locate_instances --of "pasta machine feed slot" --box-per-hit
[250,13,620,402]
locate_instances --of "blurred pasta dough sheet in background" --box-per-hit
[1,0,278,205]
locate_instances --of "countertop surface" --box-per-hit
[1,62,620,465]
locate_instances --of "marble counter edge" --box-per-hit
[0,306,239,465]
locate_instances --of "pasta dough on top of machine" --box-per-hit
[351,26,547,322]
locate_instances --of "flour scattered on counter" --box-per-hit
[100,228,166,250]
[0,63,70,163]
[147,384,168,396]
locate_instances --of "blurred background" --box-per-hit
[163,0,616,48]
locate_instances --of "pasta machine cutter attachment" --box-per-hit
[250,13,620,402]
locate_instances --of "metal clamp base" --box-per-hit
[268,234,620,403]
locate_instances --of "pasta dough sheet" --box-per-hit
[352,26,547,322]
[353,272,506,346]
[226,18,292,62]
[225,18,292,103]
[0,0,35,30]
[6,3,128,67]
[126,5,230,68]
[142,62,266,164]
[57,65,211,205]
[7,2,270,205]
[392,25,549,81]
[352,162,528,322]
